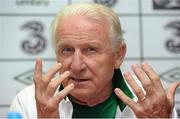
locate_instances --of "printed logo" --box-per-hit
[153,0,180,9]
[14,69,34,85]
[16,0,50,6]
[14,69,46,85]
[94,0,117,7]
[160,67,180,94]
[164,20,180,53]
[20,21,47,54]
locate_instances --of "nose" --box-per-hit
[70,50,86,74]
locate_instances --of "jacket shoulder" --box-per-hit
[10,85,37,118]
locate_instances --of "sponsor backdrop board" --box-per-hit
[0,0,180,117]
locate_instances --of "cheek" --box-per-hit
[86,58,114,91]
[87,54,115,70]
[57,57,72,72]
[86,55,115,78]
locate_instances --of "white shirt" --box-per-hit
[10,85,178,118]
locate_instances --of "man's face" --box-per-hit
[55,15,118,101]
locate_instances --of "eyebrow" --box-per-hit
[56,39,102,48]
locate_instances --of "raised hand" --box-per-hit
[33,58,74,118]
[115,62,180,118]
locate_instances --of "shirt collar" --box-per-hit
[113,68,134,111]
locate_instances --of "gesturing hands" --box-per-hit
[33,58,74,118]
[115,62,180,118]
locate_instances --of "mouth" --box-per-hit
[70,77,90,84]
[71,77,89,81]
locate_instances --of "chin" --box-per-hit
[70,88,95,99]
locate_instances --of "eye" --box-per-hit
[61,47,74,55]
[87,47,96,51]
[86,47,97,54]
[62,47,72,53]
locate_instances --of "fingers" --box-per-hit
[43,63,62,86]
[114,88,137,110]
[46,71,70,96]
[53,83,74,105]
[166,82,180,106]
[123,71,145,101]
[34,58,62,90]
[132,64,154,94]
[33,59,74,118]
[141,62,163,90]
[119,62,179,118]
[34,58,42,88]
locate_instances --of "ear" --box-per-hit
[114,43,126,69]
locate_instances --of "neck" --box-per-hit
[69,92,112,107]
[69,84,112,107]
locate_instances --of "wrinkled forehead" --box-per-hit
[55,15,111,42]
[53,18,113,53]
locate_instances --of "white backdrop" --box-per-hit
[0,0,180,117]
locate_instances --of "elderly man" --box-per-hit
[10,3,180,118]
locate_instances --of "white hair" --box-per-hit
[51,3,125,51]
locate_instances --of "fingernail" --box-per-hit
[70,83,74,88]
[114,88,120,93]
[132,64,138,68]
[123,71,129,77]
[57,63,62,67]
[36,58,41,63]
[142,62,148,66]
[64,71,70,75]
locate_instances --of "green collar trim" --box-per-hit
[70,92,118,118]
[113,69,134,111]
[59,68,134,112]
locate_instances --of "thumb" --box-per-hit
[166,82,180,107]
